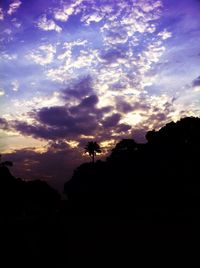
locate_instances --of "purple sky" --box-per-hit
[1,0,200,191]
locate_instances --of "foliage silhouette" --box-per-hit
[84,141,102,163]
[108,139,138,163]
[0,154,13,167]
[0,156,60,224]
[65,116,200,222]
[2,117,200,266]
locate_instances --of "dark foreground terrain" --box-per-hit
[1,117,200,267]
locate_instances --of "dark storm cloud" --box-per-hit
[102,113,121,128]
[98,106,113,115]
[47,140,71,151]
[148,113,168,122]
[116,124,131,133]
[79,95,99,108]
[70,95,99,114]
[13,121,68,140]
[132,102,151,111]
[11,92,112,140]
[31,76,103,139]
[116,99,150,114]
[116,101,133,113]
[14,111,99,139]
[0,117,9,130]
[62,76,93,99]
[193,76,200,87]
[37,106,72,126]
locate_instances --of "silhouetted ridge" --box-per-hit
[64,116,200,221]
[146,117,200,146]
[0,158,60,223]
[2,117,200,266]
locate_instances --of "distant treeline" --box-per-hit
[1,116,200,223]
[0,158,60,223]
[2,116,200,266]
[64,116,200,221]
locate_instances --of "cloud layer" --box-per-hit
[1,0,200,190]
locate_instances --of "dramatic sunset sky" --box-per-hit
[1,0,200,190]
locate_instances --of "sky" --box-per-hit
[1,0,200,191]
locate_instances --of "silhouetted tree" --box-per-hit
[84,141,101,163]
[108,139,138,162]
[0,154,13,167]
[64,117,200,222]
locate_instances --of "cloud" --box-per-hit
[68,94,99,114]
[4,29,12,35]
[54,5,75,22]
[3,81,124,143]
[11,92,62,114]
[79,95,99,108]
[0,8,4,20]
[11,17,22,28]
[100,49,126,64]
[116,98,151,114]
[11,80,19,91]
[1,0,200,194]
[81,12,104,25]
[0,86,180,194]
[158,29,172,40]
[192,76,200,91]
[26,44,56,65]
[46,41,93,82]
[103,30,129,45]
[45,0,166,91]
[7,0,22,15]
[116,101,133,113]
[41,74,176,144]
[62,76,93,99]
[102,113,121,128]
[0,52,18,61]
[13,112,98,140]
[0,117,9,129]
[115,124,132,133]
[37,106,71,127]
[0,90,5,97]
[131,128,148,143]
[1,0,179,146]
[54,0,83,22]
[37,15,62,33]
[11,94,105,140]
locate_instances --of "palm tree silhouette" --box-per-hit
[84,141,101,163]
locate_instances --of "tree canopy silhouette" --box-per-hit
[108,139,138,162]
[0,155,61,224]
[84,141,102,163]
[0,154,13,167]
[64,116,200,222]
